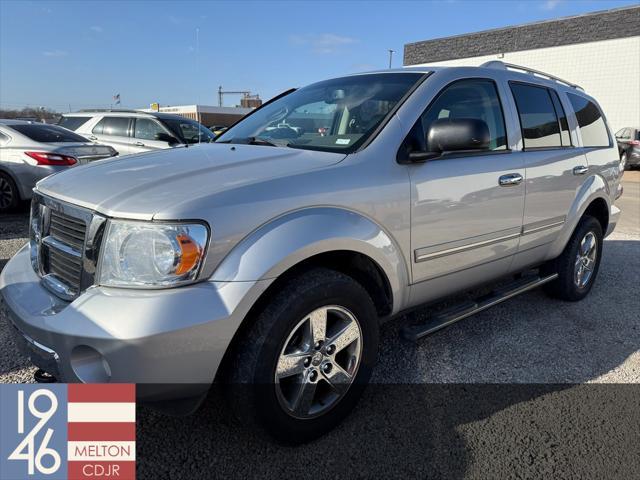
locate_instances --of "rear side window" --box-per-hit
[92,117,130,137]
[567,93,611,147]
[58,116,91,131]
[418,78,507,151]
[510,83,567,149]
[9,124,88,143]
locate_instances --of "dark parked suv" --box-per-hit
[615,127,640,169]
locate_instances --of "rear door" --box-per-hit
[408,77,525,283]
[507,82,586,260]
[90,116,134,156]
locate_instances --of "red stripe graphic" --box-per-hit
[68,461,135,480]
[68,384,135,403]
[68,422,136,441]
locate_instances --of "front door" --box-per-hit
[130,118,172,153]
[408,78,525,283]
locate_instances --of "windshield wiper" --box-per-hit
[225,136,289,147]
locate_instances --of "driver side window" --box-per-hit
[416,79,508,153]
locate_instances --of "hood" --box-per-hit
[36,143,345,220]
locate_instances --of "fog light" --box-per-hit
[70,345,111,383]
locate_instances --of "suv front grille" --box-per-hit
[30,193,105,301]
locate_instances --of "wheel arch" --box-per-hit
[210,206,409,314]
[547,174,611,259]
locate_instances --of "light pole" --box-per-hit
[388,49,395,69]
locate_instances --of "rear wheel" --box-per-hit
[543,216,603,301]
[225,268,379,443]
[0,172,19,212]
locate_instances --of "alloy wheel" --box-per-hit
[274,305,362,419]
[574,231,597,288]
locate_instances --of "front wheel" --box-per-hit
[542,216,603,301]
[225,268,379,443]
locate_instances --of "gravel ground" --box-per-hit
[1,172,639,478]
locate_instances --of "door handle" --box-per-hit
[88,135,97,141]
[573,165,588,175]
[499,173,523,187]
[134,142,145,147]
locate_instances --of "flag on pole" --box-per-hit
[113,94,121,105]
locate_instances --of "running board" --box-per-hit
[402,273,558,341]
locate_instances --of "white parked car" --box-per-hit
[0,120,116,212]
[58,110,216,156]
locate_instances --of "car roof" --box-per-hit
[348,64,595,99]
[0,119,47,126]
[61,110,195,121]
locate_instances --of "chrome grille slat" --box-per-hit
[49,226,85,249]
[48,252,82,275]
[50,213,86,232]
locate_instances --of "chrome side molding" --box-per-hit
[415,216,566,263]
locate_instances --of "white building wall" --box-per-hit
[411,36,640,132]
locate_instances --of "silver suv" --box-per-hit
[58,110,216,156]
[0,63,623,442]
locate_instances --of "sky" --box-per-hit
[0,0,637,111]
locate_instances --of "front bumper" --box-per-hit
[0,244,267,403]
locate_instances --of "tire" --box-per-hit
[0,172,19,213]
[225,268,379,444]
[542,216,603,301]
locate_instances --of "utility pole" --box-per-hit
[388,49,395,69]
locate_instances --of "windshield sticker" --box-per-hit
[335,138,351,145]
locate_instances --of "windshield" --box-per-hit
[10,123,89,143]
[163,118,216,144]
[216,73,425,152]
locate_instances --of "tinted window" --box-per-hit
[9,124,88,143]
[163,119,216,144]
[567,94,610,147]
[93,117,130,137]
[510,83,562,148]
[417,78,507,152]
[549,90,572,146]
[58,116,91,131]
[134,118,166,140]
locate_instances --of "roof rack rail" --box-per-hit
[480,60,584,91]
[75,108,143,113]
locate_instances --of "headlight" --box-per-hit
[98,220,209,288]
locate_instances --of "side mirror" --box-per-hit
[155,132,180,144]
[401,118,491,164]
[427,118,491,153]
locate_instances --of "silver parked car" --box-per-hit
[58,110,216,156]
[0,120,116,212]
[0,63,623,442]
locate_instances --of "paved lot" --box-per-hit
[1,171,639,478]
